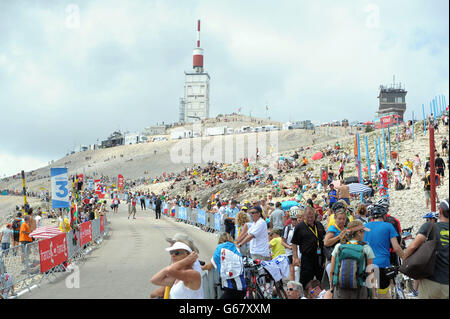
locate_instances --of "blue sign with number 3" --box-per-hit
[51,168,70,208]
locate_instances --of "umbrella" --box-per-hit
[30,226,64,240]
[345,176,359,184]
[348,183,372,195]
[312,152,323,161]
[281,200,299,211]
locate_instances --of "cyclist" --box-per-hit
[373,198,403,269]
[363,205,404,299]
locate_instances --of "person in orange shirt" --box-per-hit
[19,215,33,263]
[19,215,33,244]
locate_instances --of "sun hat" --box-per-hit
[165,233,199,253]
[165,241,192,253]
[346,221,370,233]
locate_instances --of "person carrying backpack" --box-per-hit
[11,212,23,248]
[329,220,376,299]
[202,232,246,299]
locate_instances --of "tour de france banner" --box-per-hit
[38,233,68,273]
[79,221,92,246]
[100,215,105,233]
[51,168,70,208]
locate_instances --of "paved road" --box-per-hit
[21,204,218,299]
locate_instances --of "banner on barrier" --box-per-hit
[51,168,70,208]
[214,213,221,231]
[178,206,186,220]
[80,221,92,246]
[39,233,68,273]
[197,209,206,225]
[100,215,105,233]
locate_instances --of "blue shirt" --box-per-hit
[363,221,399,268]
[328,189,337,203]
[327,224,343,237]
[225,207,240,219]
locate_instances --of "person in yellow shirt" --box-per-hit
[404,159,413,171]
[59,214,71,233]
[326,201,354,229]
[269,229,286,259]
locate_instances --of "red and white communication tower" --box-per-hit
[179,19,210,123]
[193,19,204,72]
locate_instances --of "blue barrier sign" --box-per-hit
[197,209,206,225]
[51,168,70,208]
[214,213,221,231]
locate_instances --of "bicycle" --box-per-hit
[386,265,405,299]
[398,226,417,298]
[243,257,287,299]
[387,227,417,299]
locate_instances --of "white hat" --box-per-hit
[165,241,192,253]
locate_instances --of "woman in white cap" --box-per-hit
[151,241,203,299]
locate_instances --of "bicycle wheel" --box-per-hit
[274,281,288,299]
[246,285,266,299]
[391,280,405,299]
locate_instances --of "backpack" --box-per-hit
[12,218,22,233]
[333,242,367,289]
[385,216,401,245]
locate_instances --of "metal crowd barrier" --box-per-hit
[201,268,223,299]
[0,216,110,299]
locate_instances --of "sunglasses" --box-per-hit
[169,250,187,256]
[287,288,297,291]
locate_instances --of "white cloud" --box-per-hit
[0,0,448,175]
[0,152,49,178]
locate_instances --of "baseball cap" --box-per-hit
[165,242,192,253]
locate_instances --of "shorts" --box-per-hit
[425,190,431,200]
[437,167,444,177]
[341,198,350,205]
[376,267,392,292]
[13,232,20,242]
[419,279,449,299]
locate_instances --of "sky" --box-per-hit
[0,0,448,177]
